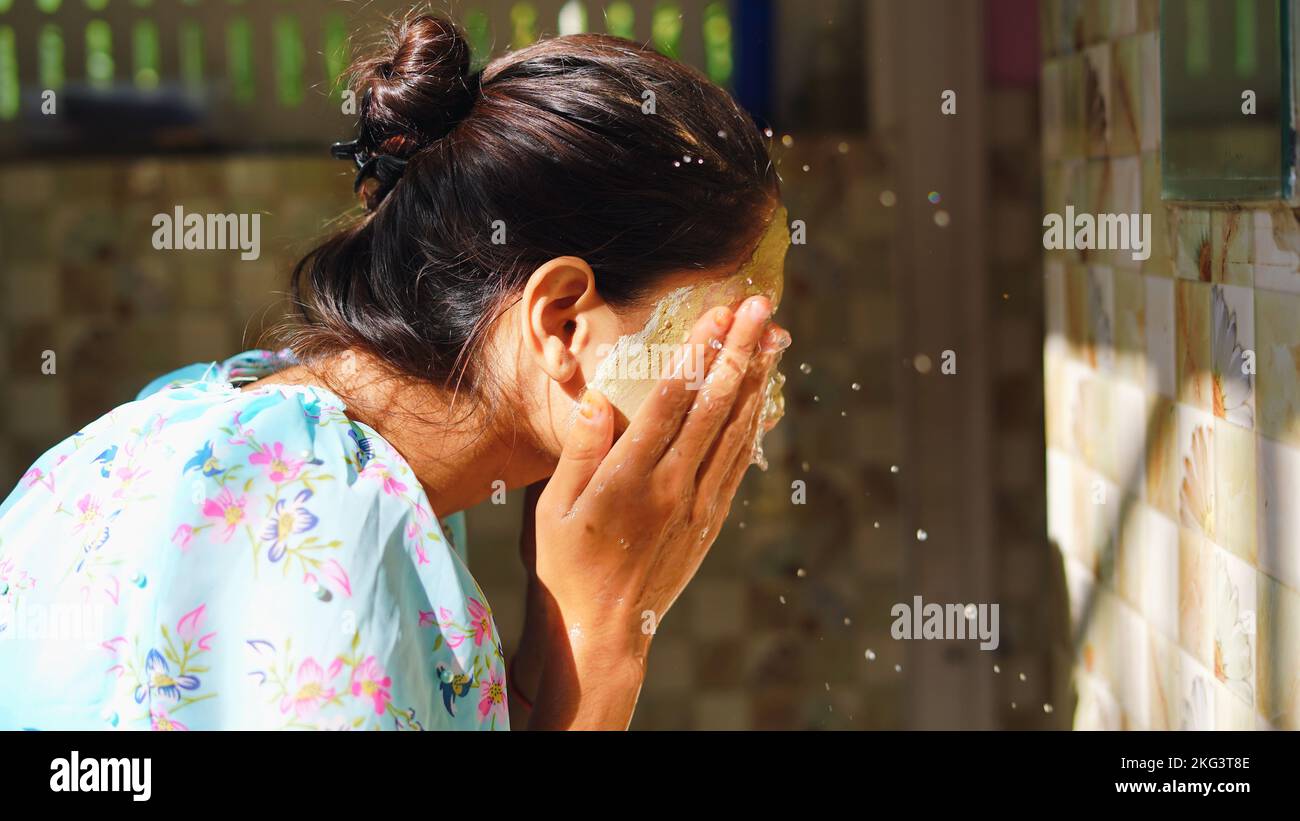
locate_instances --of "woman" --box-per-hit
[0,14,790,730]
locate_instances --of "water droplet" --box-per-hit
[738,521,746,529]
[1011,701,1017,709]
[683,154,692,163]
[840,411,847,417]
[914,353,933,374]
[781,134,794,147]
[964,603,977,619]
[837,141,850,154]
[699,528,708,542]
[131,572,147,588]
[796,568,806,578]
[802,164,810,172]
[879,190,897,207]
[798,362,813,375]
[934,209,950,227]
[778,595,786,605]
[314,584,332,602]
[993,664,1001,674]
[813,395,820,402]
[824,682,830,691]
[890,464,899,474]
[763,127,774,138]
[1043,703,1054,714]
[843,617,852,626]
[865,649,876,661]
[915,529,928,541]
[801,461,810,472]
[717,130,728,139]
[851,382,861,391]
[894,664,903,673]
[709,338,723,350]
[927,191,942,205]
[673,161,681,167]
[697,158,704,165]
[1018,672,1027,681]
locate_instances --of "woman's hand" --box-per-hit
[526,295,788,729]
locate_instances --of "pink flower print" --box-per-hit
[303,558,351,600]
[21,467,53,492]
[248,441,305,483]
[467,599,492,647]
[418,610,437,628]
[320,559,351,597]
[72,493,105,534]
[359,462,407,497]
[72,494,112,553]
[112,465,150,499]
[479,670,507,725]
[176,604,216,651]
[406,522,430,565]
[350,656,393,716]
[202,487,248,542]
[150,707,189,731]
[172,524,194,551]
[435,606,467,649]
[281,658,336,718]
[0,557,31,589]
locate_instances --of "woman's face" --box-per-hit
[586,205,791,426]
[507,204,790,468]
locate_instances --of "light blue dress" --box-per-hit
[0,350,507,730]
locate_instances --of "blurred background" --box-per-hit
[0,0,1295,731]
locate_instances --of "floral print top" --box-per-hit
[0,350,507,730]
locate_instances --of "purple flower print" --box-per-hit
[261,489,319,562]
[134,649,200,703]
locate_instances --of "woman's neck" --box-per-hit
[249,350,556,515]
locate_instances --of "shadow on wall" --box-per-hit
[1043,0,1300,731]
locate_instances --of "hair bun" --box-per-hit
[356,15,475,154]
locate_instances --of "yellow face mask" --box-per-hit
[585,205,790,468]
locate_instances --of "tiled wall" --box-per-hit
[0,156,354,485]
[1041,0,1300,729]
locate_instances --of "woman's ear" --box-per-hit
[519,256,610,388]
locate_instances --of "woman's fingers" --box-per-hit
[662,296,772,474]
[694,350,772,523]
[541,389,614,513]
[601,305,734,474]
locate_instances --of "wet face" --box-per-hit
[584,205,791,465]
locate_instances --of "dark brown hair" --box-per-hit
[290,13,779,402]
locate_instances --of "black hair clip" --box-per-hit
[331,88,412,208]
[353,153,410,198]
[331,139,363,165]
